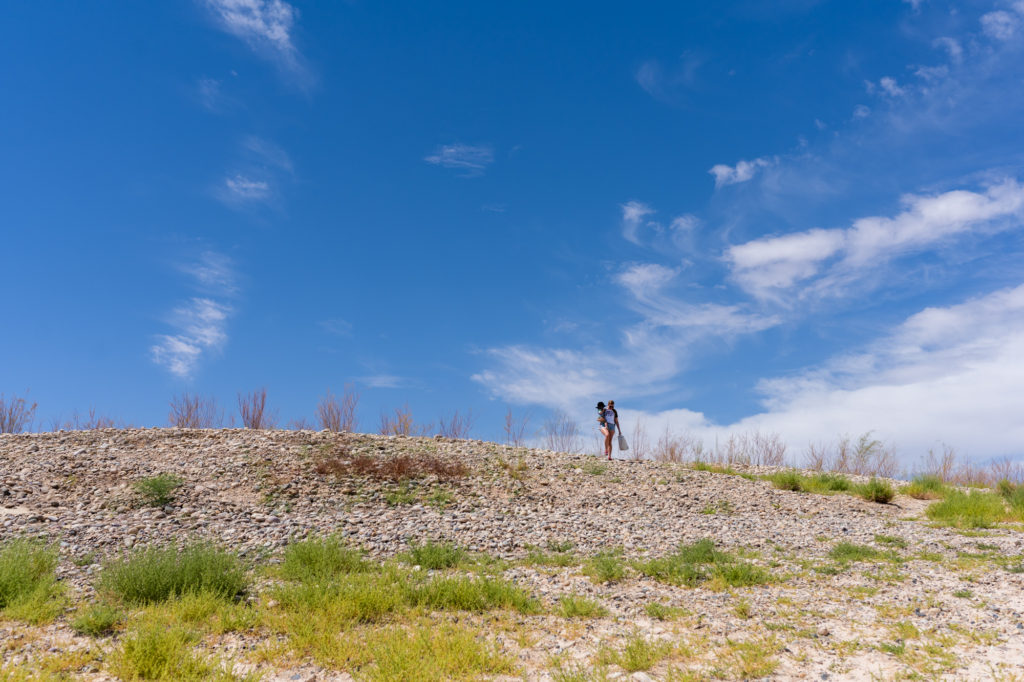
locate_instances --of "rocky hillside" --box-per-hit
[2,428,1024,680]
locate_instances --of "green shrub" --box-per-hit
[874,534,908,549]
[1000,484,1024,520]
[557,594,607,618]
[402,540,466,570]
[274,573,405,624]
[72,601,123,637]
[644,602,688,621]
[280,535,369,582]
[926,490,1008,528]
[613,635,672,672]
[809,473,852,492]
[904,474,948,500]
[855,478,895,503]
[715,562,772,587]
[767,470,803,492]
[583,549,627,583]
[0,538,64,623]
[524,546,578,567]
[98,541,248,604]
[134,474,184,507]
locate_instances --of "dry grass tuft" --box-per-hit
[0,391,37,433]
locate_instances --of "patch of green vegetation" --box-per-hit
[635,539,772,589]
[583,548,627,583]
[903,474,948,500]
[762,470,853,494]
[645,602,689,621]
[133,474,184,507]
[615,634,672,672]
[701,500,734,515]
[557,594,607,618]
[280,535,369,582]
[97,541,248,605]
[926,490,1008,528]
[360,623,517,682]
[109,622,251,681]
[427,487,456,510]
[71,601,124,637]
[874,534,908,549]
[402,540,467,570]
[854,478,896,504]
[693,462,755,480]
[711,637,779,679]
[0,537,65,624]
[524,544,578,568]
[582,461,608,476]
[953,589,973,599]
[829,543,881,563]
[384,479,417,506]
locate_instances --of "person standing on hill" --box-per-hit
[596,401,619,460]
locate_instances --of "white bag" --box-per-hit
[617,433,629,451]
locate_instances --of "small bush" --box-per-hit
[525,546,578,567]
[0,538,64,623]
[316,386,360,432]
[407,576,538,614]
[403,540,466,570]
[347,453,469,482]
[98,541,248,604]
[168,393,220,428]
[855,478,895,503]
[645,602,688,621]
[134,474,183,507]
[238,388,277,429]
[583,549,627,583]
[0,391,37,433]
[904,474,948,500]
[874,534,908,549]
[72,601,123,637]
[809,472,852,492]
[926,490,1008,528]
[767,470,803,491]
[384,480,417,506]
[557,594,607,618]
[280,535,369,582]
[614,635,672,672]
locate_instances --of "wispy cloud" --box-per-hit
[424,144,494,177]
[203,0,311,85]
[216,136,294,208]
[980,10,1020,41]
[221,174,271,202]
[358,374,407,389]
[151,252,237,378]
[620,201,656,245]
[319,318,352,337]
[620,202,700,250]
[726,179,1024,301]
[634,53,704,105]
[708,157,775,188]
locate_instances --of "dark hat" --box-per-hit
[596,401,606,409]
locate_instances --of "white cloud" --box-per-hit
[151,253,237,379]
[204,0,299,62]
[620,201,656,244]
[726,179,1024,299]
[151,298,232,378]
[358,375,407,389]
[708,157,774,188]
[424,144,494,176]
[981,10,1019,41]
[634,54,704,104]
[620,284,1024,464]
[853,104,871,119]
[223,174,270,201]
[878,76,906,97]
[242,135,293,172]
[932,37,963,64]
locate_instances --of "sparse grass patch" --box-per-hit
[0,538,65,624]
[407,575,539,614]
[829,543,881,563]
[582,461,608,476]
[97,541,248,605]
[953,589,974,599]
[72,601,124,637]
[904,474,948,500]
[109,623,207,680]
[384,480,417,506]
[615,634,672,672]
[402,540,466,570]
[524,544,578,568]
[711,637,779,679]
[875,534,908,549]
[926,490,1008,528]
[766,470,802,491]
[280,535,369,582]
[762,470,853,494]
[348,453,469,482]
[693,462,754,480]
[557,594,607,618]
[133,474,183,507]
[636,539,771,589]
[645,602,689,620]
[583,549,627,583]
[427,487,455,510]
[361,623,516,682]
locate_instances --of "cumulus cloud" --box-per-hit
[708,157,774,188]
[726,179,1024,300]
[878,77,906,97]
[424,144,494,177]
[151,253,236,379]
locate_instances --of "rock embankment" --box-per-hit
[2,428,1024,680]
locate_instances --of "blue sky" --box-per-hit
[3,1,1024,464]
